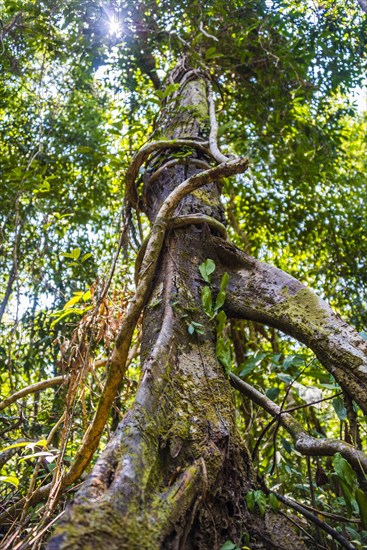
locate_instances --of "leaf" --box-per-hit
[219,542,237,550]
[81,253,93,263]
[355,488,367,529]
[216,337,231,371]
[214,290,226,313]
[202,286,213,317]
[199,259,216,283]
[268,493,280,513]
[61,248,81,261]
[359,330,367,341]
[254,490,267,517]
[266,387,280,401]
[239,352,267,377]
[19,451,56,463]
[277,373,294,384]
[220,272,230,292]
[281,438,293,454]
[245,491,255,512]
[70,248,81,260]
[0,475,19,488]
[333,397,347,421]
[333,475,355,516]
[63,293,83,309]
[216,310,227,335]
[333,452,356,489]
[188,323,195,335]
[0,441,30,452]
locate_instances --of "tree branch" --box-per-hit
[220,239,367,415]
[229,372,367,475]
[0,376,66,412]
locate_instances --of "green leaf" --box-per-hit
[81,253,93,263]
[0,441,30,452]
[239,352,267,377]
[220,272,230,292]
[19,451,56,463]
[281,438,293,454]
[254,490,267,517]
[333,452,356,489]
[216,337,231,371]
[0,475,19,488]
[216,310,227,334]
[64,293,83,309]
[355,488,367,529]
[266,387,280,401]
[277,373,294,384]
[219,542,237,550]
[214,290,226,313]
[245,491,256,512]
[71,248,81,260]
[269,493,280,513]
[199,259,216,283]
[333,397,347,421]
[202,286,213,317]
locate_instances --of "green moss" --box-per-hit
[272,287,329,331]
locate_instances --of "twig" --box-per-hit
[230,373,367,475]
[0,376,66,411]
[199,21,219,42]
[270,490,356,550]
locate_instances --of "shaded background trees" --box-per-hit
[1,0,367,547]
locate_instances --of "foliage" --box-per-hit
[0,0,367,547]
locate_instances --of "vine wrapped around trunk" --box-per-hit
[48,62,306,550]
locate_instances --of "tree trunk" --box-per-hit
[48,64,309,549]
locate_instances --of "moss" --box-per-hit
[272,286,330,332]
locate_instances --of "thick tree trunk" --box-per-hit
[49,65,304,549]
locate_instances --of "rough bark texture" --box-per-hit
[48,67,306,549]
[217,244,367,415]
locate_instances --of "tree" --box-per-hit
[1,1,367,549]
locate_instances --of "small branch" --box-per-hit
[229,373,367,475]
[0,376,66,412]
[270,491,356,550]
[199,21,219,42]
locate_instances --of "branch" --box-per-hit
[125,139,212,209]
[0,376,66,412]
[271,491,356,550]
[221,239,367,415]
[229,372,367,475]
[135,214,227,285]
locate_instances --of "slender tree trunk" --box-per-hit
[49,64,305,549]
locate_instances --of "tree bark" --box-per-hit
[216,242,367,415]
[48,64,305,549]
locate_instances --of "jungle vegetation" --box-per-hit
[1,0,367,548]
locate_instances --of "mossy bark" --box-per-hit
[220,245,367,415]
[48,65,307,549]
